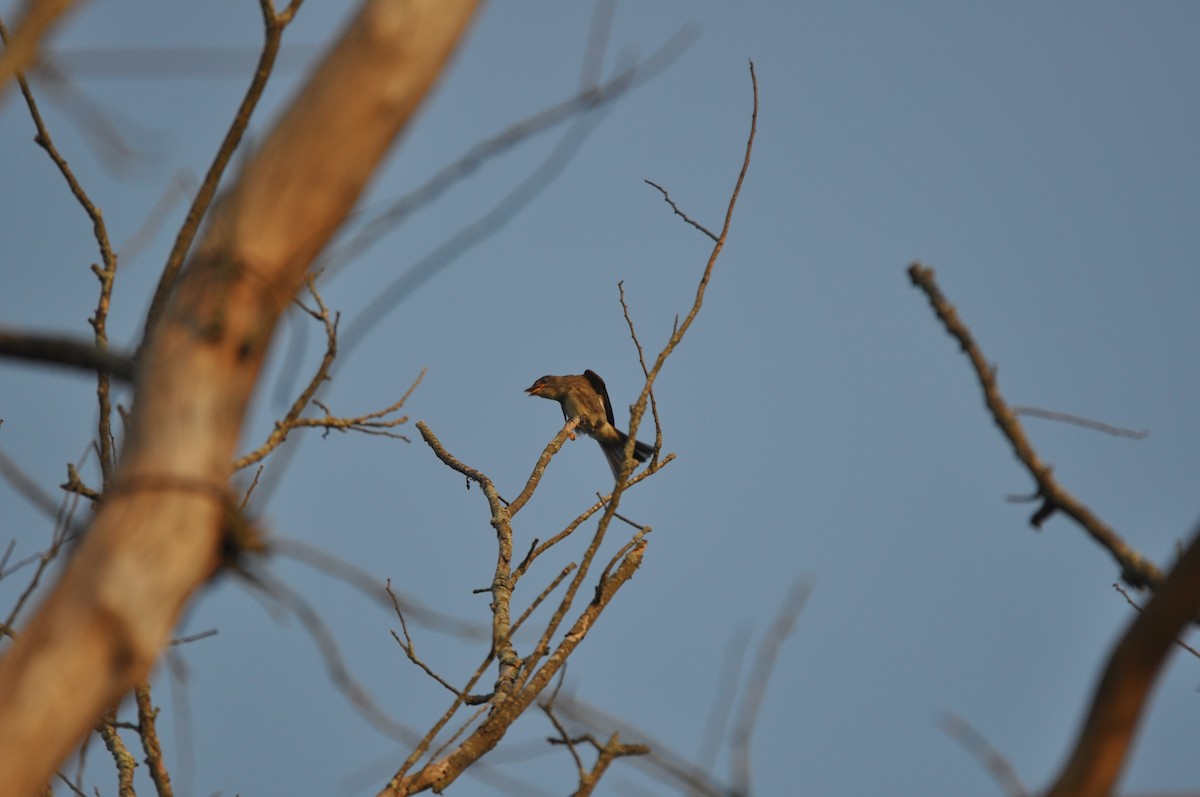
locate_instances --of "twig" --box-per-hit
[54,772,89,797]
[244,570,421,745]
[506,419,581,516]
[0,444,63,520]
[169,629,218,647]
[233,287,422,470]
[273,537,486,639]
[341,97,612,358]
[135,682,175,797]
[622,60,757,484]
[141,0,302,343]
[938,711,1028,797]
[1112,582,1200,659]
[322,21,698,282]
[387,580,464,698]
[696,624,752,775]
[553,695,730,797]
[414,421,521,717]
[2,490,82,632]
[729,579,811,796]
[618,281,663,461]
[5,19,122,484]
[511,564,576,637]
[644,180,718,241]
[541,692,585,777]
[1012,406,1148,440]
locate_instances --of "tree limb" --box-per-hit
[1046,527,1200,797]
[907,263,1163,590]
[0,328,134,381]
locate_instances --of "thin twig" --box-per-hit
[1012,406,1148,440]
[618,281,664,459]
[511,564,576,637]
[622,60,757,482]
[1112,582,1200,659]
[141,0,301,343]
[5,21,122,484]
[233,287,422,470]
[274,537,486,638]
[322,22,698,283]
[553,695,729,797]
[243,570,421,745]
[938,711,1028,797]
[730,580,810,796]
[644,180,717,241]
[169,629,218,647]
[387,580,464,698]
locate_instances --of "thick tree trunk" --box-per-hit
[0,2,477,793]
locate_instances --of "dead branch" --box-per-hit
[4,15,122,483]
[624,60,757,478]
[907,263,1163,590]
[232,284,422,471]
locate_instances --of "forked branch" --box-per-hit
[907,263,1162,590]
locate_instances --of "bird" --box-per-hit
[525,369,654,479]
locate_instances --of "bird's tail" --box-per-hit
[600,431,654,479]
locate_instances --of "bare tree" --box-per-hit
[4,2,1189,796]
[0,1,756,794]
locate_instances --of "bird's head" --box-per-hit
[525,375,560,398]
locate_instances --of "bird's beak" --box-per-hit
[525,383,543,396]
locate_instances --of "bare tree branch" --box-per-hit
[907,263,1164,591]
[232,283,421,471]
[134,682,174,797]
[4,14,123,483]
[623,60,757,481]
[0,329,134,380]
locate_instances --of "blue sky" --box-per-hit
[2,2,1199,795]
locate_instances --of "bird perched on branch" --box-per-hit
[525,369,654,479]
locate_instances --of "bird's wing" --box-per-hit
[583,369,615,426]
